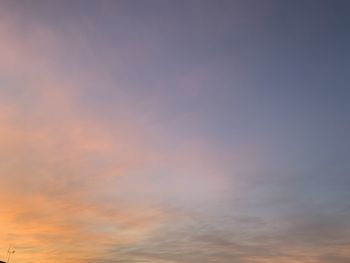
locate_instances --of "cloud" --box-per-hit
[2,2,349,263]
[0,12,239,263]
[0,14,167,262]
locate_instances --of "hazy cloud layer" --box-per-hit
[1,1,350,263]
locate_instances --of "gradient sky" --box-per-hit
[0,1,350,262]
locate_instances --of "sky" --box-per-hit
[0,0,349,262]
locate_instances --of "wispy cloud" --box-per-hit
[0,11,239,263]
[1,1,349,263]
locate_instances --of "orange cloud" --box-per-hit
[0,16,168,263]
[0,13,238,263]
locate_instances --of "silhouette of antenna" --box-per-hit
[6,246,15,263]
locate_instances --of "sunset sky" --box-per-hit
[0,1,350,262]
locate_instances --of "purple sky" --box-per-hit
[0,1,350,262]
